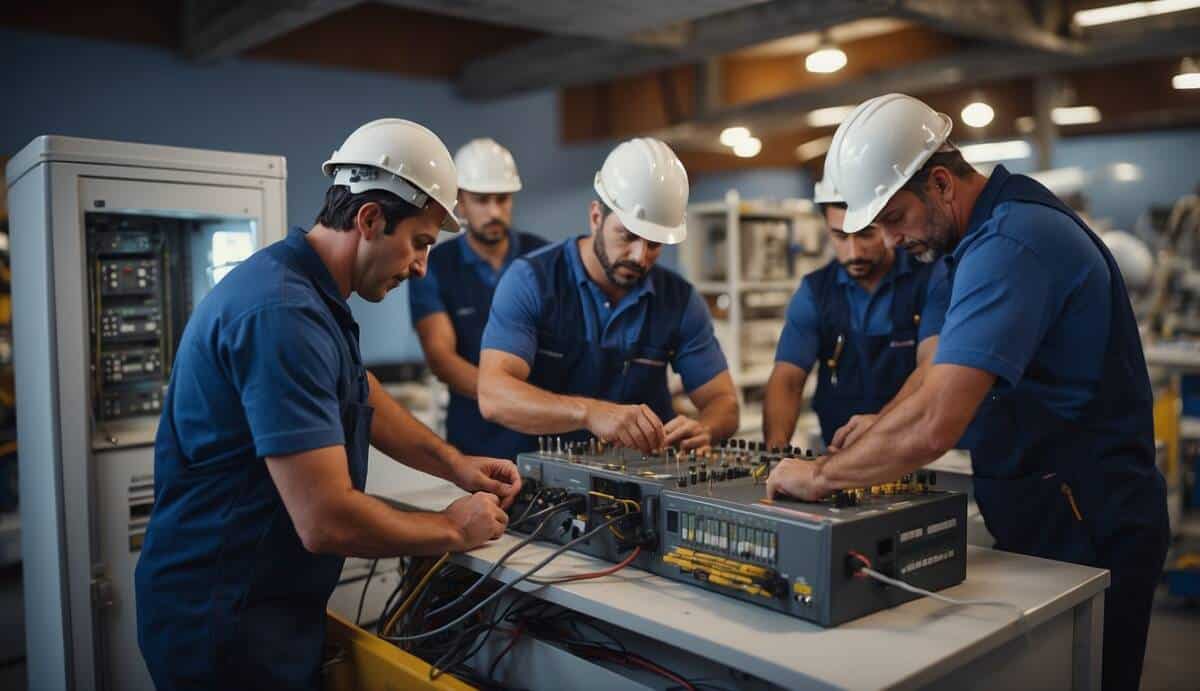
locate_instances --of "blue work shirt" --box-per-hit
[409,229,540,323]
[775,251,950,371]
[136,226,369,689]
[482,236,728,393]
[934,166,1112,421]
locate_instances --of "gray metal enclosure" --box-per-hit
[6,136,287,691]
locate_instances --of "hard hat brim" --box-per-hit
[613,207,687,245]
[458,179,522,194]
[840,111,952,234]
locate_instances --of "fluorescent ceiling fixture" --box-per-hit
[961,101,995,128]
[1175,57,1200,89]
[734,137,763,158]
[806,105,856,128]
[805,45,847,73]
[1051,105,1102,125]
[960,140,1032,163]
[719,126,752,147]
[795,136,834,161]
[1073,0,1200,27]
[1111,162,1143,182]
[1030,167,1088,195]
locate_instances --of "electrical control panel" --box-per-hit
[509,439,967,627]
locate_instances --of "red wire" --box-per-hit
[571,644,695,691]
[847,550,872,578]
[532,546,642,584]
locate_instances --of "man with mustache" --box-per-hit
[476,137,738,453]
[135,120,520,690]
[763,178,949,450]
[409,138,547,460]
[766,94,1168,691]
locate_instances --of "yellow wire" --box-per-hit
[382,553,449,637]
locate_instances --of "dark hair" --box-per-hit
[900,147,976,200]
[817,201,848,215]
[593,197,613,223]
[315,185,423,234]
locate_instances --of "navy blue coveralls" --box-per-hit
[135,228,372,690]
[415,230,546,459]
[944,171,1169,691]
[808,254,935,445]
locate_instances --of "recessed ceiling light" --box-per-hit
[805,45,847,73]
[733,137,763,158]
[961,102,995,128]
[805,105,856,128]
[959,140,1032,163]
[719,126,751,147]
[1175,57,1200,90]
[1051,106,1102,125]
[795,136,834,161]
[1073,1,1200,28]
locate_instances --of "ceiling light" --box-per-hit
[1175,57,1200,90]
[1015,116,1036,133]
[961,101,995,128]
[1073,0,1200,27]
[959,140,1032,163]
[1051,106,1102,126]
[733,137,762,158]
[1030,167,1089,195]
[805,45,847,73]
[719,126,751,147]
[805,105,856,128]
[795,136,834,161]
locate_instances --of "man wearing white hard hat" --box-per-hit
[764,177,950,450]
[410,138,548,461]
[766,93,1168,691]
[136,119,520,689]
[477,137,738,453]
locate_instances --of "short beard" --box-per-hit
[909,195,957,263]
[593,224,645,288]
[469,220,508,246]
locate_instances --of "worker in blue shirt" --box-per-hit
[477,138,738,453]
[135,119,521,691]
[767,94,1168,691]
[410,138,547,461]
[763,178,949,450]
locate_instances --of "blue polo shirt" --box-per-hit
[409,229,537,322]
[933,165,1112,420]
[482,237,728,392]
[775,251,950,370]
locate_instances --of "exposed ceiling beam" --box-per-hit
[376,1,767,42]
[457,0,895,100]
[180,0,361,61]
[894,0,1085,53]
[661,22,1200,146]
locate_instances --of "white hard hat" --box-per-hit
[1101,231,1154,289]
[322,118,462,233]
[454,138,523,194]
[594,137,689,245]
[824,93,953,234]
[813,178,844,205]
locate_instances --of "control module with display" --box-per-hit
[509,438,967,626]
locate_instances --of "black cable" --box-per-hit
[510,487,545,526]
[355,558,379,626]
[426,499,574,618]
[384,512,635,643]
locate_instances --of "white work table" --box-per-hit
[385,483,1109,691]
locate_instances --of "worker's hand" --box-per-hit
[443,492,508,551]
[584,400,666,453]
[451,456,523,509]
[766,457,832,502]
[827,414,879,453]
[663,415,712,452]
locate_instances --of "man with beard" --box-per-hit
[135,120,520,690]
[409,138,547,460]
[763,178,949,450]
[766,94,1167,691]
[476,137,738,453]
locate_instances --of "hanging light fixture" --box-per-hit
[733,137,763,158]
[805,34,847,74]
[1174,57,1200,90]
[961,101,995,128]
[719,126,751,147]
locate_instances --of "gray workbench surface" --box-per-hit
[389,483,1108,690]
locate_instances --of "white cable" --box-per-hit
[858,566,1028,628]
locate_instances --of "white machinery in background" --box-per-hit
[6,137,287,691]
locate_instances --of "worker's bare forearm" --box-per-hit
[428,349,480,399]
[697,392,739,442]
[880,337,938,416]
[316,490,463,557]
[763,366,806,449]
[367,371,462,481]
[478,369,589,434]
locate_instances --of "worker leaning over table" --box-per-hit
[766,93,1168,691]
